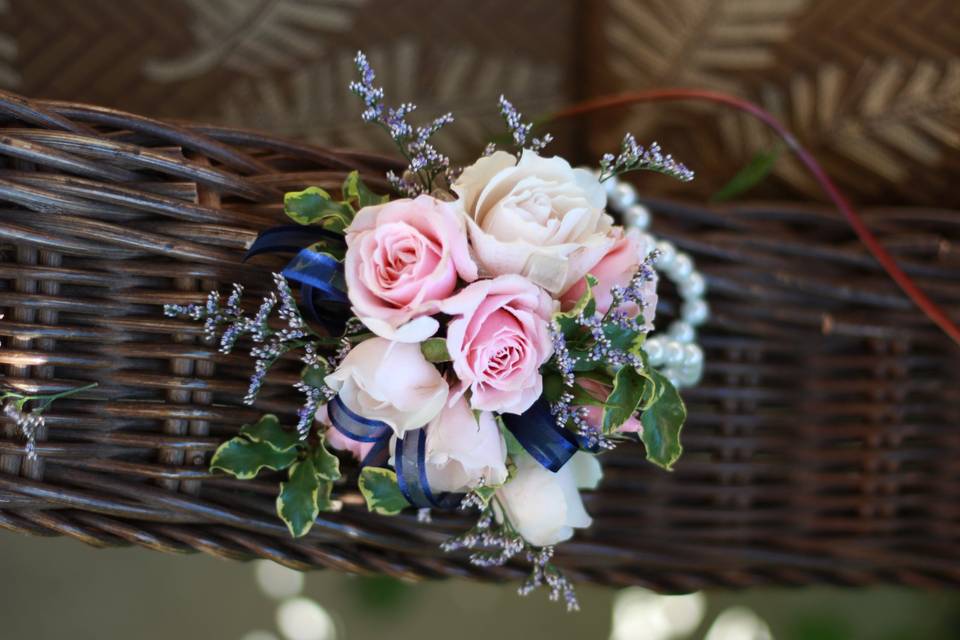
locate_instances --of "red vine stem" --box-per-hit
[549,88,960,347]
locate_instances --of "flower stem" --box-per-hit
[547,88,960,348]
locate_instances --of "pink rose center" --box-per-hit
[369,222,443,305]
[468,309,531,388]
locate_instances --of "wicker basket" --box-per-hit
[1,90,958,591]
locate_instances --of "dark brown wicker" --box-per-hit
[1,89,958,592]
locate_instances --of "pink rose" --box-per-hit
[345,195,478,342]
[315,404,377,461]
[440,274,555,414]
[577,378,643,434]
[560,228,658,330]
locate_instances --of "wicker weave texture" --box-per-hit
[0,90,958,591]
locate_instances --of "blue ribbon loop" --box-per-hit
[244,225,341,261]
[327,395,392,443]
[282,248,348,305]
[395,429,464,510]
[501,397,579,473]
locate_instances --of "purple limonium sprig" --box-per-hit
[349,51,454,196]
[441,493,580,612]
[497,95,552,153]
[598,134,694,183]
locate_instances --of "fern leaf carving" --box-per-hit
[144,0,366,82]
[216,41,564,161]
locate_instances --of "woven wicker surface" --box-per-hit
[0,90,958,591]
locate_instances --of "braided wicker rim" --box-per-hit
[0,89,958,591]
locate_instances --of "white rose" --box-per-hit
[423,397,508,493]
[494,450,602,547]
[453,149,615,295]
[324,337,447,437]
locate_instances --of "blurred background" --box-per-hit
[1,0,959,638]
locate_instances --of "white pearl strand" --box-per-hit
[604,177,709,389]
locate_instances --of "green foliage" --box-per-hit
[420,337,451,363]
[277,458,322,537]
[311,437,341,481]
[300,362,330,390]
[284,186,355,232]
[640,369,686,470]
[240,414,301,453]
[358,467,409,515]
[602,366,647,433]
[553,275,597,336]
[342,170,389,208]
[711,144,782,202]
[210,438,299,480]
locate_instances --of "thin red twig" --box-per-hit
[549,88,960,347]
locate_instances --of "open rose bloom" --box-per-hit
[190,54,689,609]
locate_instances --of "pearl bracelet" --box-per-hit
[603,177,708,389]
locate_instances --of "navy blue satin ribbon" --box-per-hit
[395,428,464,510]
[501,396,580,473]
[282,248,348,305]
[327,395,391,443]
[244,225,341,261]
[360,434,391,468]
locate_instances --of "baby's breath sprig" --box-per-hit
[349,51,454,196]
[1,382,98,461]
[598,134,694,183]
[496,95,553,153]
[441,492,580,612]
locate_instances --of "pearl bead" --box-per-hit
[653,240,676,269]
[677,365,702,387]
[678,272,706,299]
[682,343,703,366]
[644,337,665,366]
[669,253,694,280]
[603,175,619,195]
[664,340,685,366]
[669,321,696,343]
[610,182,637,210]
[667,373,681,388]
[624,204,650,230]
[636,232,656,258]
[681,299,709,326]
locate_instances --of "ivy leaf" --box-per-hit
[420,337,451,363]
[311,437,341,481]
[315,478,342,513]
[342,170,389,208]
[542,370,564,404]
[602,366,646,434]
[604,323,645,357]
[210,438,298,480]
[284,186,355,232]
[277,458,321,537]
[553,275,598,336]
[240,414,301,453]
[640,369,686,470]
[711,144,782,203]
[306,238,346,262]
[499,418,526,460]
[358,467,409,516]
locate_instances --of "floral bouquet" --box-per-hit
[165,52,692,610]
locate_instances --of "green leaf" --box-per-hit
[542,370,564,404]
[284,186,355,232]
[602,366,646,434]
[277,458,321,537]
[210,437,299,480]
[499,418,526,459]
[711,144,782,203]
[306,238,346,262]
[420,337,451,363]
[604,323,645,357]
[301,363,330,390]
[640,369,686,470]
[358,467,409,516]
[554,275,598,335]
[342,170,389,208]
[315,478,341,513]
[311,437,342,481]
[240,414,301,453]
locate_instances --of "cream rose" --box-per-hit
[324,337,447,436]
[422,396,508,493]
[494,451,602,547]
[453,150,615,295]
